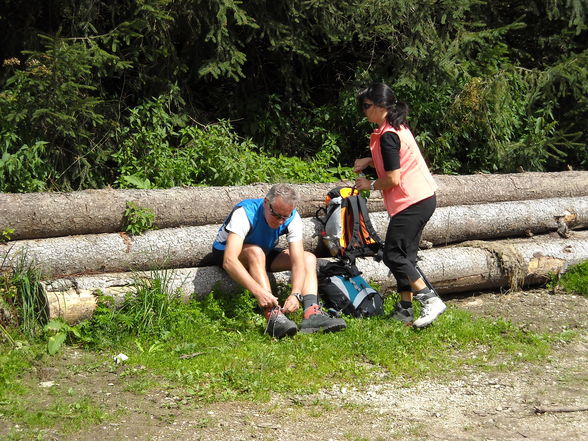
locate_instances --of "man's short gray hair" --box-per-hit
[266,184,299,206]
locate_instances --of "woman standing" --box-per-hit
[353,83,446,328]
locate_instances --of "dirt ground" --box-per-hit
[7,288,588,441]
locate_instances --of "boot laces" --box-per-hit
[264,306,283,335]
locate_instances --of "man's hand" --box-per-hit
[255,290,279,310]
[283,294,301,314]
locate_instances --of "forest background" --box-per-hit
[0,0,586,194]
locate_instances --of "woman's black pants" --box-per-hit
[382,194,436,293]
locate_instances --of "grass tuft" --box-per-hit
[1,252,47,338]
[556,260,588,296]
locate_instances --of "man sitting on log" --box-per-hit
[211,183,346,338]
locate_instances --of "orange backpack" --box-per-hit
[315,186,384,263]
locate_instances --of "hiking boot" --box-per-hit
[413,295,446,328]
[265,307,298,338]
[300,304,346,334]
[391,302,414,324]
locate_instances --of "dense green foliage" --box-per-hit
[1,0,586,192]
[554,259,588,296]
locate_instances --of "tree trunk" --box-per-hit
[3,197,586,278]
[317,195,588,250]
[355,231,588,293]
[309,195,588,251]
[41,231,588,324]
[2,171,587,240]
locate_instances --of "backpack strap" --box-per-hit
[355,195,385,261]
[342,195,364,264]
[356,195,384,246]
[415,263,435,291]
[343,194,385,262]
[348,196,364,250]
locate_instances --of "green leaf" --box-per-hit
[44,319,70,333]
[121,175,153,189]
[47,333,67,355]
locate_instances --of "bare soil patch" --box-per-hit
[5,288,588,441]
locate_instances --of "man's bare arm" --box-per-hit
[222,232,278,309]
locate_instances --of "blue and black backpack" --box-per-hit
[318,260,384,318]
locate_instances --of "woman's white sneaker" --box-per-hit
[413,296,446,328]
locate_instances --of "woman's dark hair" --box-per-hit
[356,83,409,129]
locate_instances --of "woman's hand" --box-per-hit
[354,176,371,190]
[353,157,373,173]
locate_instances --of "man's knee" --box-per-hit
[240,246,267,268]
[303,251,317,269]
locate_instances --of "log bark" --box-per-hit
[421,196,588,244]
[2,171,587,240]
[2,197,586,278]
[41,231,588,324]
[0,182,334,240]
[534,406,588,414]
[333,195,588,250]
[354,230,588,293]
[307,196,588,253]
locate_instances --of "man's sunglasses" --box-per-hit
[268,201,291,221]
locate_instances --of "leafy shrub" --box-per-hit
[113,86,189,189]
[179,122,353,185]
[113,91,353,188]
[0,36,128,192]
[1,228,14,243]
[123,202,156,236]
[0,141,51,192]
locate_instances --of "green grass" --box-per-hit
[0,264,585,438]
[0,344,30,401]
[43,290,555,401]
[3,393,108,433]
[556,260,588,296]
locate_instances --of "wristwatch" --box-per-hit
[370,180,376,191]
[291,293,303,303]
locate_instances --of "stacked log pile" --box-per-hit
[1,171,587,324]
